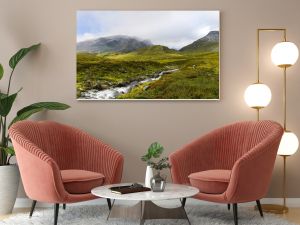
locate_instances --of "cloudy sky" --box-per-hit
[77,11,219,49]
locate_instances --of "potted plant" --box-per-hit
[0,43,70,215]
[141,142,171,191]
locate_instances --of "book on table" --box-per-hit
[110,183,151,194]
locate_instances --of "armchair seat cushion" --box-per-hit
[61,170,105,194]
[188,170,231,194]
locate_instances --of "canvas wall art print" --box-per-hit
[77,11,220,100]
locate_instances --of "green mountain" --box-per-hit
[77,31,219,54]
[136,45,178,55]
[180,31,219,52]
[77,35,152,53]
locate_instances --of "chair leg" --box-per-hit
[181,198,187,208]
[256,200,264,217]
[227,204,230,210]
[29,200,37,217]
[63,204,66,210]
[233,203,238,225]
[54,204,59,225]
[107,198,112,210]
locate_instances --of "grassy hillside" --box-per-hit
[77,45,219,99]
[180,41,219,53]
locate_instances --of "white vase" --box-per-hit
[0,165,20,215]
[145,165,153,188]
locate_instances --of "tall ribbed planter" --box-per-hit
[0,165,20,215]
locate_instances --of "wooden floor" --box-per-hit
[1,207,300,224]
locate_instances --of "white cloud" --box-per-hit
[77,33,99,42]
[77,11,219,49]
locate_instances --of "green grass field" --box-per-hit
[77,46,219,99]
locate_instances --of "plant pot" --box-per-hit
[145,165,153,188]
[150,171,166,192]
[0,165,20,215]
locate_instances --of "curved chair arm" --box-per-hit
[10,138,68,203]
[170,131,220,185]
[225,130,283,203]
[74,130,124,185]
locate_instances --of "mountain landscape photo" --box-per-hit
[76,11,220,100]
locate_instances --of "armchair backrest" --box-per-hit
[9,121,81,170]
[210,120,282,170]
[170,120,283,185]
[10,120,124,186]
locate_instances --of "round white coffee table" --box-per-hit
[92,183,199,225]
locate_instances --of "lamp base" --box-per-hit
[255,204,288,214]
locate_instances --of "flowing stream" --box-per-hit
[79,69,179,100]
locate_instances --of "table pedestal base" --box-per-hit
[107,200,191,225]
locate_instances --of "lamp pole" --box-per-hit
[255,29,286,121]
[254,28,289,214]
[283,155,287,207]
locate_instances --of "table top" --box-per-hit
[91,183,199,201]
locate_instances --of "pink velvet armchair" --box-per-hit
[9,120,124,225]
[170,120,283,225]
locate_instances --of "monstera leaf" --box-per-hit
[148,142,164,158]
[141,142,164,162]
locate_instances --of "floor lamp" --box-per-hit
[244,28,299,214]
[244,29,273,118]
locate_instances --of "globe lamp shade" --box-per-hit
[271,42,299,67]
[244,83,272,109]
[278,131,299,156]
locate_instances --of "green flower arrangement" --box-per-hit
[141,142,171,171]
